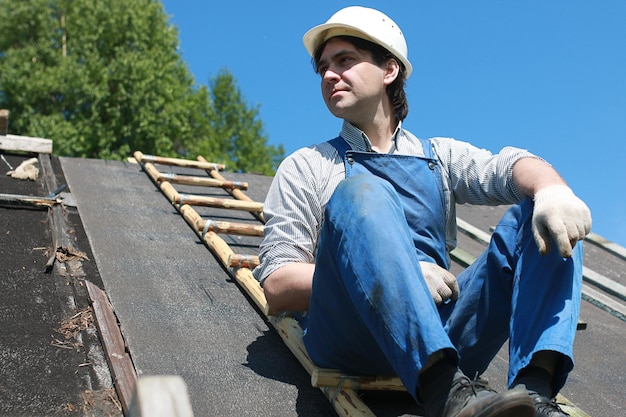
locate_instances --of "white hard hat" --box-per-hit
[303,6,412,79]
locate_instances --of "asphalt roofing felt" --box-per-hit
[1,150,625,417]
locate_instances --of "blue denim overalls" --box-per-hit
[302,136,583,398]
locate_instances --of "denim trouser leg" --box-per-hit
[303,175,456,396]
[441,199,582,393]
[303,176,582,397]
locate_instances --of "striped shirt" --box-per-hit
[253,120,539,284]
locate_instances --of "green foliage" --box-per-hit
[187,69,285,175]
[0,0,284,174]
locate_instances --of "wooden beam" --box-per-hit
[0,109,8,135]
[177,204,262,237]
[198,219,264,237]
[312,369,405,392]
[323,388,378,417]
[134,151,225,171]
[0,192,61,209]
[229,254,260,269]
[86,281,137,416]
[174,193,263,213]
[158,172,248,190]
[556,394,591,417]
[0,134,53,154]
[268,316,316,375]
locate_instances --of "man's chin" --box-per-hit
[326,103,349,120]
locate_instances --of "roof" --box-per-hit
[1,138,625,417]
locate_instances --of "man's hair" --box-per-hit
[312,35,409,121]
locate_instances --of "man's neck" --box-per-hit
[353,117,398,153]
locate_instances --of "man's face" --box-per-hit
[316,38,389,124]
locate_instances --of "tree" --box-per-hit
[188,69,284,175]
[0,0,284,173]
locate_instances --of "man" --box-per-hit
[253,6,591,417]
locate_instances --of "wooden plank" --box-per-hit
[0,192,60,209]
[174,193,263,213]
[0,109,8,135]
[141,160,167,185]
[158,172,248,190]
[229,254,260,269]
[312,369,405,392]
[555,394,591,417]
[323,388,378,417]
[0,134,53,153]
[134,151,225,171]
[86,280,137,416]
[198,219,264,237]
[268,316,316,375]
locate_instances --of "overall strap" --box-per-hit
[418,137,436,159]
[328,136,352,156]
[329,135,436,160]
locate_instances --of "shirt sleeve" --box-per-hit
[431,137,542,205]
[253,145,341,284]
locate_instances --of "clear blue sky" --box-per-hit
[160,0,626,247]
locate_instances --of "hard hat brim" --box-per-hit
[303,22,413,79]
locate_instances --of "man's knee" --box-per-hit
[331,174,398,210]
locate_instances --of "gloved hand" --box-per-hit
[532,184,592,258]
[419,261,459,306]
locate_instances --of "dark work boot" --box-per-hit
[420,364,534,417]
[437,375,534,417]
[529,391,570,417]
[511,365,570,416]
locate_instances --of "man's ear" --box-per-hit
[383,58,400,86]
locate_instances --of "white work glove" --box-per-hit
[532,184,592,258]
[419,261,459,306]
[6,157,39,180]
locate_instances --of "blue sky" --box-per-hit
[160,1,626,247]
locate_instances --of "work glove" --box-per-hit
[419,261,459,306]
[532,184,592,258]
[6,157,39,181]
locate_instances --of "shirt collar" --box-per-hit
[339,121,404,153]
